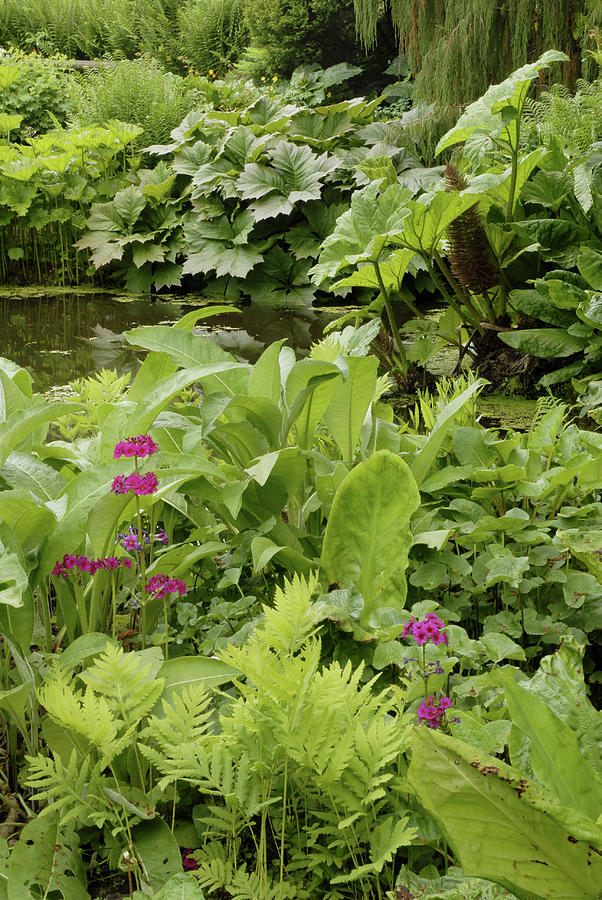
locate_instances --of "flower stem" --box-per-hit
[133,458,148,648]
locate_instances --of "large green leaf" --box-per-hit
[322,356,378,462]
[410,380,485,486]
[157,656,237,711]
[409,727,602,900]
[182,211,263,278]
[0,489,56,552]
[35,463,126,584]
[436,50,569,154]
[237,141,339,220]
[499,328,588,358]
[0,402,82,468]
[1,450,67,501]
[124,327,250,396]
[285,358,342,450]
[503,676,602,820]
[131,817,181,891]
[397,190,480,257]
[320,450,420,624]
[8,815,89,900]
[311,181,412,283]
[527,637,602,779]
[578,246,602,290]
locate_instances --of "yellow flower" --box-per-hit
[269,85,274,91]
[208,68,214,75]
[272,75,278,82]
[327,91,332,97]
[260,76,266,82]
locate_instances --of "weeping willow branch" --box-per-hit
[353,0,590,113]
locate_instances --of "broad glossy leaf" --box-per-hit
[1,450,66,501]
[249,340,286,403]
[0,489,56,552]
[131,818,181,891]
[511,218,590,252]
[320,450,420,624]
[578,246,602,290]
[285,358,342,449]
[504,676,602,821]
[436,50,569,154]
[528,638,602,779]
[577,293,602,328]
[157,656,237,710]
[323,356,378,462]
[511,289,575,326]
[124,327,250,395]
[409,727,602,900]
[411,380,485,485]
[499,328,588,358]
[312,181,412,283]
[0,401,82,467]
[8,815,89,900]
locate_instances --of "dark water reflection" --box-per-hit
[0,290,340,392]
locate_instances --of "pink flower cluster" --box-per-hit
[181,850,199,872]
[418,695,452,729]
[402,613,448,646]
[52,554,133,577]
[145,574,187,599]
[113,435,158,459]
[111,473,158,496]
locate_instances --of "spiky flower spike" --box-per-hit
[444,163,499,296]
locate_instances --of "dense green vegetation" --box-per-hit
[0,3,601,898]
[0,319,600,898]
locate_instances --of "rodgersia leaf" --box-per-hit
[182,211,262,278]
[311,181,412,284]
[236,141,340,222]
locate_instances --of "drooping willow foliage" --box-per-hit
[353,0,602,144]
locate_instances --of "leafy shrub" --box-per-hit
[176,0,249,75]
[68,59,201,146]
[0,49,74,134]
[242,0,359,75]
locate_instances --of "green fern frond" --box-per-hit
[79,644,164,727]
[261,571,320,656]
[38,667,120,761]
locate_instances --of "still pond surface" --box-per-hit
[0,289,340,392]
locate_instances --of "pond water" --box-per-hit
[0,288,341,392]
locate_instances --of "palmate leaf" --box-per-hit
[236,141,340,221]
[311,181,412,284]
[182,210,262,278]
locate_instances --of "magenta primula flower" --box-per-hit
[111,472,158,496]
[51,554,132,577]
[113,435,158,459]
[145,574,187,599]
[418,695,452,729]
[402,612,448,647]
